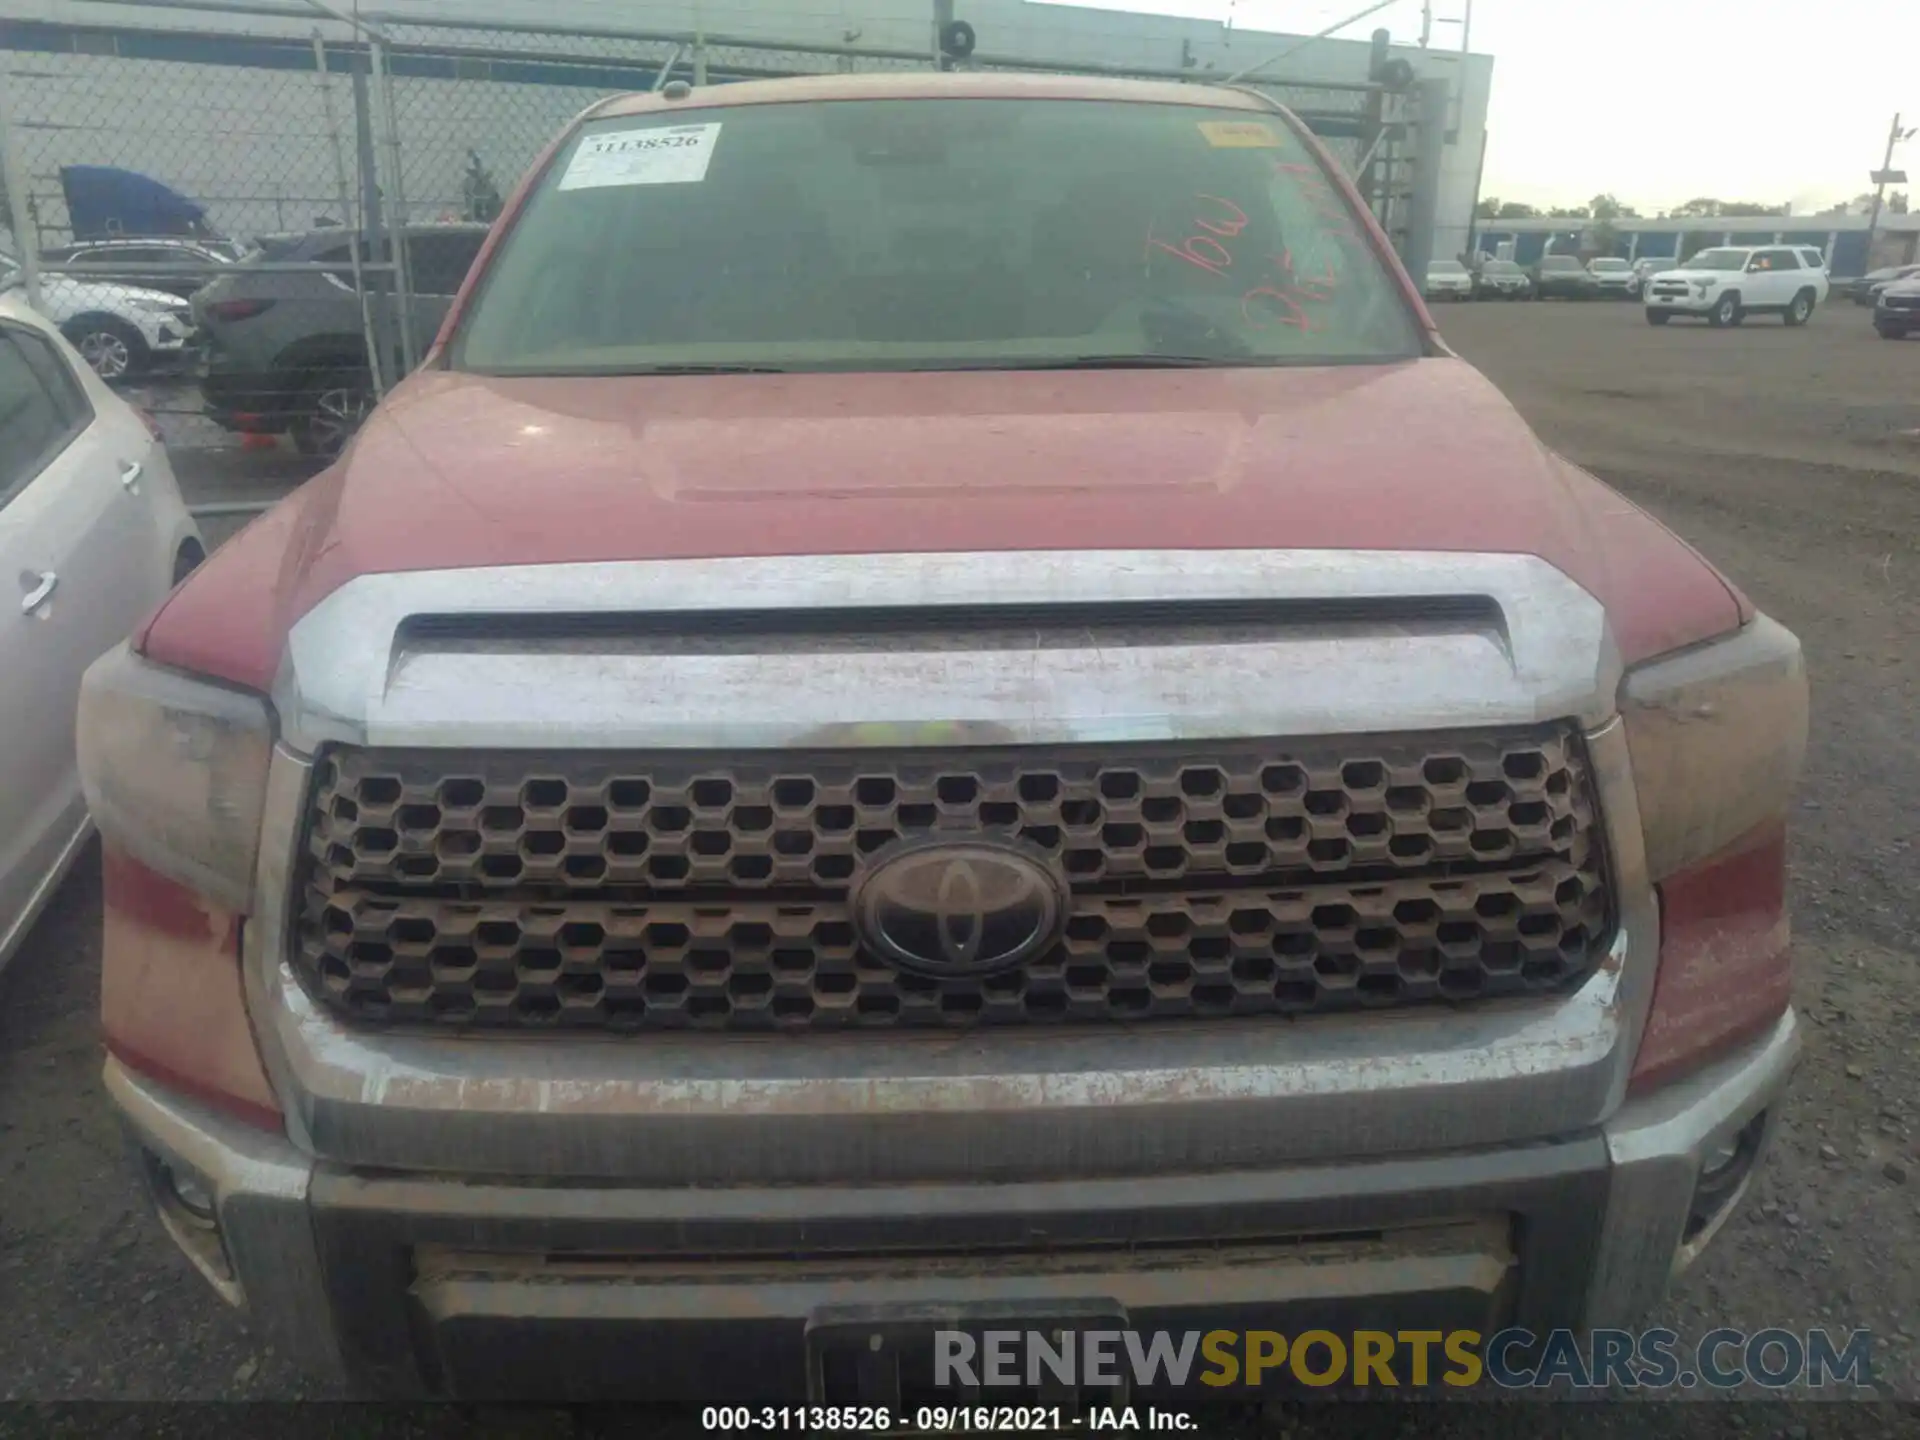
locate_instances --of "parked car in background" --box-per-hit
[1873,274,1920,338]
[1586,257,1636,299]
[1849,262,1920,306]
[1423,258,1475,301]
[191,223,490,457]
[83,73,1808,1405]
[1532,254,1597,300]
[1644,246,1828,328]
[1630,257,1674,294]
[1473,258,1533,300]
[1,251,199,381]
[0,290,201,976]
[40,236,239,300]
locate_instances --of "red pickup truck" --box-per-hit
[78,71,1806,1403]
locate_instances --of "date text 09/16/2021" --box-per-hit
[701,1407,1195,1433]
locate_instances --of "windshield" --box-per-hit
[1589,259,1627,272]
[453,98,1422,374]
[1429,261,1466,274]
[1540,257,1583,271]
[1684,249,1749,272]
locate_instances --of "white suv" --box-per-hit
[0,254,198,381]
[1643,245,1829,328]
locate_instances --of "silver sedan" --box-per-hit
[0,292,202,973]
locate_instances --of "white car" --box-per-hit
[1,254,198,381]
[1629,257,1671,295]
[1643,245,1830,328]
[1423,259,1476,301]
[0,291,202,974]
[1586,256,1638,298]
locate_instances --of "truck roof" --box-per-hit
[591,69,1275,122]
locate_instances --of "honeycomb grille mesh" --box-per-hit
[294,728,1612,1032]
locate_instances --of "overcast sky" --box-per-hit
[1038,0,1916,213]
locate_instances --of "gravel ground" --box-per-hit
[1,299,1916,1432]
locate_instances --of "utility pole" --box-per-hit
[932,0,954,68]
[1865,112,1915,269]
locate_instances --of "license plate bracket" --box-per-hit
[804,1297,1131,1408]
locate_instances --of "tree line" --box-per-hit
[1477,191,1909,221]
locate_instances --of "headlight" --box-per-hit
[1620,615,1807,885]
[78,644,275,913]
[1693,279,1717,293]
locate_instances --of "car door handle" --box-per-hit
[120,460,143,494]
[21,571,57,616]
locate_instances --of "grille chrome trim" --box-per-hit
[270,550,1619,755]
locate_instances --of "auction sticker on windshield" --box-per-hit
[558,122,722,191]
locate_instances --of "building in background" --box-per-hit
[1,0,1493,271]
[1478,213,1920,279]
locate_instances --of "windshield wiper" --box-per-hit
[987,353,1245,370]
[623,362,793,375]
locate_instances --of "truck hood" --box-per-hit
[141,357,1746,690]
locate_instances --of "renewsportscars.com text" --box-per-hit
[934,1327,1875,1391]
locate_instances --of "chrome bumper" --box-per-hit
[107,1008,1798,1394]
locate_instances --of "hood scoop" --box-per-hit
[395,595,1506,656]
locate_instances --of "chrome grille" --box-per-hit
[294,726,1613,1031]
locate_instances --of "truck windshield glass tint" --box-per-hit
[453,99,1422,373]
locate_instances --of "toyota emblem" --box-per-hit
[850,837,1069,979]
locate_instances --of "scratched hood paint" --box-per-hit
[141,358,1744,690]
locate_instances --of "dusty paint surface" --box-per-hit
[139,361,1742,693]
[100,846,280,1129]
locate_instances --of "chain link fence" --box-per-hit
[0,11,410,459]
[0,3,1439,463]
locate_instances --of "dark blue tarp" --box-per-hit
[1829,231,1870,279]
[59,165,210,240]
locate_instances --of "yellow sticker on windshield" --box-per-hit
[1198,121,1283,148]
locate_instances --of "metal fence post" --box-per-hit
[1356,31,1390,216]
[348,64,399,397]
[313,31,386,397]
[1401,76,1450,279]
[367,34,418,376]
[0,49,44,311]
